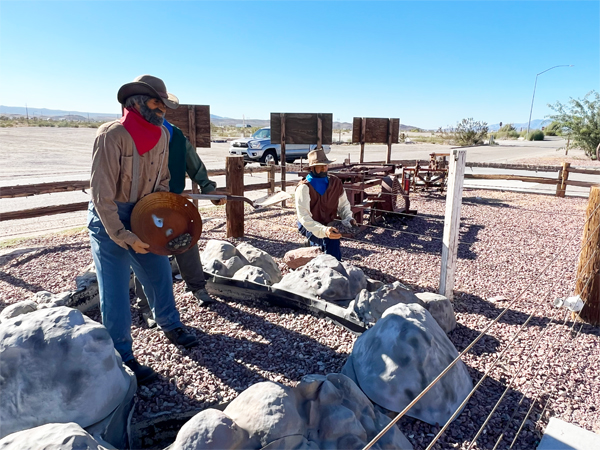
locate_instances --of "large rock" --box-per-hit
[204,255,248,278]
[201,240,240,264]
[0,300,37,323]
[174,375,412,449]
[224,382,304,449]
[0,307,131,438]
[273,255,366,301]
[237,243,282,283]
[0,422,114,450]
[232,266,273,286]
[171,409,249,450]
[342,303,472,426]
[416,292,456,333]
[352,281,424,325]
[283,247,322,269]
[342,262,368,298]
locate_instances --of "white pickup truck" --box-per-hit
[229,127,331,165]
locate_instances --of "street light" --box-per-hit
[526,65,574,137]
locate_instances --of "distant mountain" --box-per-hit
[488,119,552,132]
[0,105,423,131]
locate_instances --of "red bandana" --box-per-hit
[120,107,162,155]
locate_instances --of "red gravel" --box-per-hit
[1,189,598,450]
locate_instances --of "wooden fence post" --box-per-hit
[226,155,245,238]
[280,114,287,207]
[556,162,570,198]
[359,118,366,163]
[575,185,600,325]
[268,161,276,195]
[439,149,467,300]
[386,118,393,164]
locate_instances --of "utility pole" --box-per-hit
[25,104,29,122]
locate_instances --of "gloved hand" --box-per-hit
[342,218,358,227]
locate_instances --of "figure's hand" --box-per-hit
[131,239,150,254]
[326,227,342,239]
[350,218,358,227]
[180,193,191,199]
[211,198,227,206]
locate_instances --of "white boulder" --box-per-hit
[0,422,114,450]
[352,281,424,325]
[0,300,37,323]
[0,307,131,438]
[236,242,282,283]
[232,266,273,286]
[342,303,472,426]
[416,292,456,333]
[171,409,249,450]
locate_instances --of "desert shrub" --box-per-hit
[548,90,600,159]
[527,130,545,141]
[453,118,488,146]
[544,121,562,136]
[499,124,517,132]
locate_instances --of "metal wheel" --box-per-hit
[260,150,278,166]
[381,175,410,214]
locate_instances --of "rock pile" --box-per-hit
[202,240,282,285]
[171,374,413,450]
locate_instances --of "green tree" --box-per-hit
[547,90,600,159]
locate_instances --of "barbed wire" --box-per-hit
[361,205,600,450]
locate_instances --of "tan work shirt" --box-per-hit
[90,120,170,249]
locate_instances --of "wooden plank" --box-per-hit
[226,156,245,238]
[165,104,211,148]
[463,174,558,185]
[270,112,333,145]
[386,118,393,163]
[351,117,399,144]
[557,162,570,198]
[245,180,298,192]
[1,202,89,221]
[268,161,276,195]
[465,162,560,172]
[280,114,287,207]
[206,166,272,177]
[569,167,600,175]
[564,179,599,188]
[1,180,90,198]
[439,149,467,300]
[575,185,600,325]
[360,118,366,163]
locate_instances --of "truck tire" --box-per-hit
[260,150,278,166]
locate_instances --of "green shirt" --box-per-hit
[168,125,217,195]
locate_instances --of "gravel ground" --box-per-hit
[1,189,598,450]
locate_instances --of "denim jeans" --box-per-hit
[87,201,183,362]
[135,243,206,308]
[298,222,342,261]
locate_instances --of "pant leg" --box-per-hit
[87,203,135,362]
[323,237,342,261]
[129,250,183,332]
[134,274,149,308]
[298,222,326,251]
[174,243,206,292]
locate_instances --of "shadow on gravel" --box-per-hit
[454,292,600,338]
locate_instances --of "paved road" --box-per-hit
[0,128,597,240]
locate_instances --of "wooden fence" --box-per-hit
[1,161,599,222]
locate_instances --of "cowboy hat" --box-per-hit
[117,75,179,109]
[307,148,336,166]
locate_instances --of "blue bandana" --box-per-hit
[306,173,329,195]
[162,119,173,142]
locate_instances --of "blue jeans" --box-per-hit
[87,201,183,362]
[298,222,342,261]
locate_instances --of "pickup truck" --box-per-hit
[229,127,331,165]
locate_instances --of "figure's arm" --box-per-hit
[295,184,329,239]
[337,189,354,221]
[90,126,140,249]
[185,139,217,194]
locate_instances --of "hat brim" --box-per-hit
[117,81,179,109]
[309,158,336,166]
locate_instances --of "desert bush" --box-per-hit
[499,124,517,132]
[527,130,545,141]
[453,118,488,146]
[493,125,520,139]
[544,121,562,136]
[548,90,600,159]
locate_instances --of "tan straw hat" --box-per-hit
[307,148,335,166]
[117,75,179,109]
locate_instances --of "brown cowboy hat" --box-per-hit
[307,148,336,166]
[117,75,179,109]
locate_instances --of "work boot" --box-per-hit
[139,304,157,328]
[194,288,215,306]
[164,327,199,348]
[124,358,158,385]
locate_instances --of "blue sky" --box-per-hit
[1,1,598,129]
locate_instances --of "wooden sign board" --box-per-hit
[270,113,333,145]
[352,118,400,144]
[166,104,211,148]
